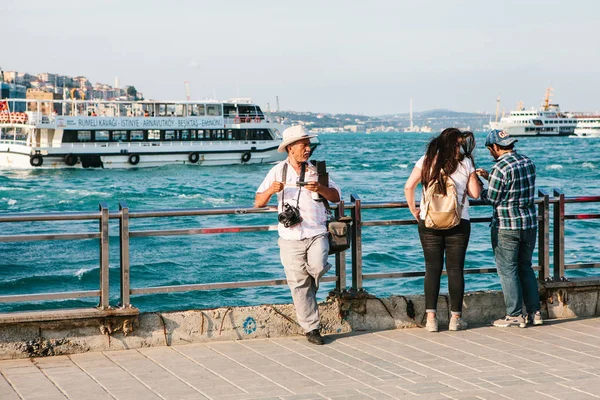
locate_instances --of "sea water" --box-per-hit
[1,132,599,313]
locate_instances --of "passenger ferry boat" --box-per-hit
[573,118,600,137]
[0,98,317,168]
[489,88,600,137]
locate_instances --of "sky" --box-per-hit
[2,0,599,115]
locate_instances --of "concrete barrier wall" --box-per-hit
[1,280,599,360]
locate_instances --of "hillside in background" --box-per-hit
[270,109,493,133]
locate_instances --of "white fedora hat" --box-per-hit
[277,125,316,153]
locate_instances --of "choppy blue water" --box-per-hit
[1,132,599,313]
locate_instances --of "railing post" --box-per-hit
[553,189,566,281]
[119,201,131,308]
[537,190,550,281]
[334,200,347,293]
[350,194,363,291]
[98,202,110,310]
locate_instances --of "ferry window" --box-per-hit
[148,130,161,140]
[175,105,185,117]
[112,130,128,141]
[197,130,205,139]
[227,129,233,140]
[238,105,256,118]
[223,104,237,117]
[167,104,177,117]
[206,104,221,116]
[158,104,167,117]
[180,130,190,140]
[164,130,176,140]
[95,131,109,141]
[62,131,77,142]
[189,130,197,140]
[256,106,264,118]
[131,130,144,141]
[196,104,205,116]
[77,131,92,142]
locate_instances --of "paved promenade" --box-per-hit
[2,317,600,400]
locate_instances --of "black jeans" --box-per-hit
[418,219,471,313]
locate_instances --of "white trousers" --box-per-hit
[279,233,331,333]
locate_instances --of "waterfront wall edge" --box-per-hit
[1,284,600,360]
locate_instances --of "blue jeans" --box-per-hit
[491,227,540,317]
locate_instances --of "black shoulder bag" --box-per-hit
[311,160,352,255]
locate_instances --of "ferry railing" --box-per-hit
[0,203,112,310]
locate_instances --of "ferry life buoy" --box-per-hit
[128,154,140,165]
[21,113,28,123]
[241,152,252,163]
[64,153,78,166]
[254,117,261,123]
[244,116,251,123]
[233,117,241,124]
[30,154,43,167]
[188,152,200,163]
[0,113,7,123]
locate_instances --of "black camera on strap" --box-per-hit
[278,162,306,228]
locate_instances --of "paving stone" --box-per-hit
[4,319,600,399]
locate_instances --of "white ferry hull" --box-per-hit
[0,147,285,169]
[0,99,316,169]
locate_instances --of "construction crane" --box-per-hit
[516,100,524,111]
[542,86,554,111]
[185,81,191,101]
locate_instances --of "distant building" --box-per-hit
[37,73,58,83]
[26,89,62,114]
[0,82,27,111]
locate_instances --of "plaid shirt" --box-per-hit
[480,151,537,230]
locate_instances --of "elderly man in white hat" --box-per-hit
[255,125,341,345]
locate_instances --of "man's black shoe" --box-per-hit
[306,329,324,345]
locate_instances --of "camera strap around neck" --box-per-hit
[281,161,304,207]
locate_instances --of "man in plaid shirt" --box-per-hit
[477,129,542,328]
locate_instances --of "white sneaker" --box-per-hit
[532,311,544,326]
[426,317,438,332]
[449,317,468,331]
[493,315,526,328]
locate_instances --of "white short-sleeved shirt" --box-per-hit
[257,160,341,240]
[415,155,475,220]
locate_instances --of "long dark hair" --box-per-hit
[421,128,475,195]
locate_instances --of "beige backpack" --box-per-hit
[422,174,467,230]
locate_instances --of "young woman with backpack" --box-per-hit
[404,128,482,332]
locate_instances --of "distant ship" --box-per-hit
[0,98,319,169]
[489,88,600,137]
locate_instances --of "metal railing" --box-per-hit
[0,191,599,315]
[0,203,111,309]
